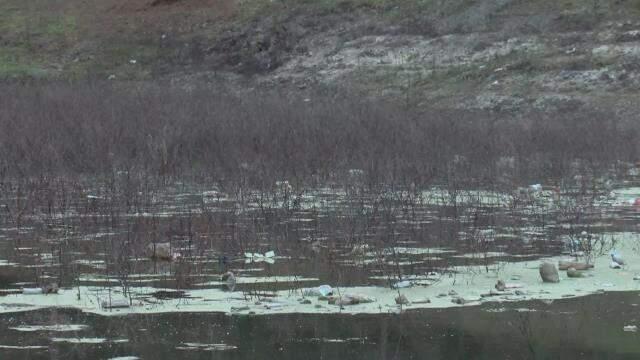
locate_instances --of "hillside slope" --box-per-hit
[3,0,640,113]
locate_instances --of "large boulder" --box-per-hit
[539,262,560,283]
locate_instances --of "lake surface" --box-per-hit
[2,176,640,358]
[1,291,640,359]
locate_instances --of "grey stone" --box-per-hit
[539,262,560,283]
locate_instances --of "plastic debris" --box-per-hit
[302,285,333,297]
[22,288,43,295]
[101,299,130,309]
[624,325,638,332]
[244,251,276,264]
[391,280,412,289]
[221,271,236,291]
[22,283,58,295]
[329,294,375,306]
[529,184,543,192]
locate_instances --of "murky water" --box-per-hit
[2,175,640,358]
[2,292,640,360]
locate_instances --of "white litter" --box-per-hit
[623,325,637,332]
[302,285,333,297]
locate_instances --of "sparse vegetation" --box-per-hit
[3,1,640,359]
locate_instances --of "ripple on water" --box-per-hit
[175,342,238,351]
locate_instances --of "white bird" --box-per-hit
[611,251,625,267]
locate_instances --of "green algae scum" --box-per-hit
[2,174,640,359]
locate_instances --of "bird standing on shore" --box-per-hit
[610,251,625,268]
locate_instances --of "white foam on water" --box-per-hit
[10,324,88,332]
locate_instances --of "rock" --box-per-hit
[451,297,467,305]
[515,290,526,296]
[437,293,447,298]
[495,280,522,291]
[558,261,593,271]
[566,267,583,278]
[300,299,312,305]
[539,262,560,283]
[448,290,458,296]
[610,261,622,269]
[395,294,410,305]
